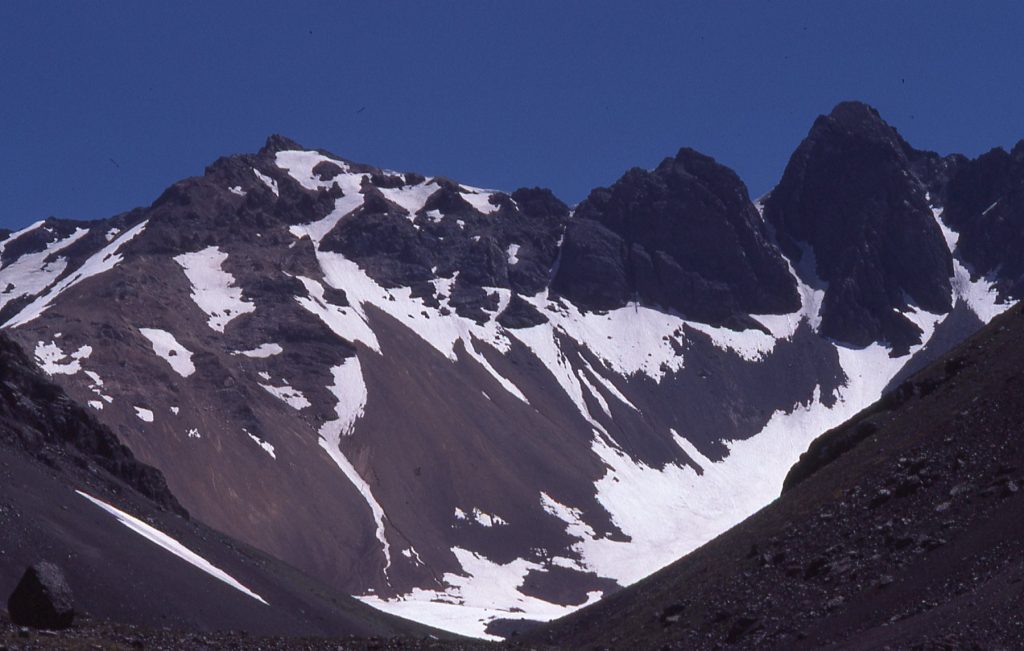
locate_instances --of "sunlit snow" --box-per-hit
[139,328,196,377]
[34,340,91,375]
[0,226,88,311]
[235,343,283,358]
[174,246,255,333]
[5,221,148,328]
[77,491,267,604]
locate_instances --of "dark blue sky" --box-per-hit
[2,2,1023,229]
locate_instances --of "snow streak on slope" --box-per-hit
[317,355,391,575]
[253,168,278,196]
[77,491,268,605]
[173,246,255,333]
[320,356,368,440]
[5,221,149,328]
[0,226,89,311]
[246,430,277,459]
[0,220,45,256]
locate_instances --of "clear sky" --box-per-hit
[2,2,1023,230]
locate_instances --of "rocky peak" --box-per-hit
[553,146,799,326]
[765,101,953,351]
[260,134,305,155]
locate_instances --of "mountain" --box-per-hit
[0,330,445,640]
[0,102,1019,639]
[527,300,1024,650]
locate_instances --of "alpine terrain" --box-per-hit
[529,286,1024,649]
[1,101,1021,639]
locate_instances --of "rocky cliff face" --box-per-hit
[554,148,799,326]
[764,101,956,351]
[0,102,1020,639]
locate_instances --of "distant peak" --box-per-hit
[260,134,305,155]
[818,100,901,143]
[828,100,883,124]
[655,147,741,186]
[671,147,717,166]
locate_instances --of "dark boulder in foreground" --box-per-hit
[7,562,75,630]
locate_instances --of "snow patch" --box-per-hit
[245,430,276,459]
[506,243,520,265]
[174,247,255,333]
[539,334,933,589]
[276,150,367,244]
[294,275,380,353]
[34,341,91,375]
[318,430,391,577]
[139,328,195,377]
[134,407,154,423]
[252,169,278,196]
[235,343,283,358]
[379,181,437,222]
[259,381,311,410]
[454,508,508,528]
[460,187,500,215]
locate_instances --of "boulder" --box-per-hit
[7,562,75,629]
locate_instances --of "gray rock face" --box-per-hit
[765,101,954,350]
[554,148,800,326]
[7,562,75,629]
